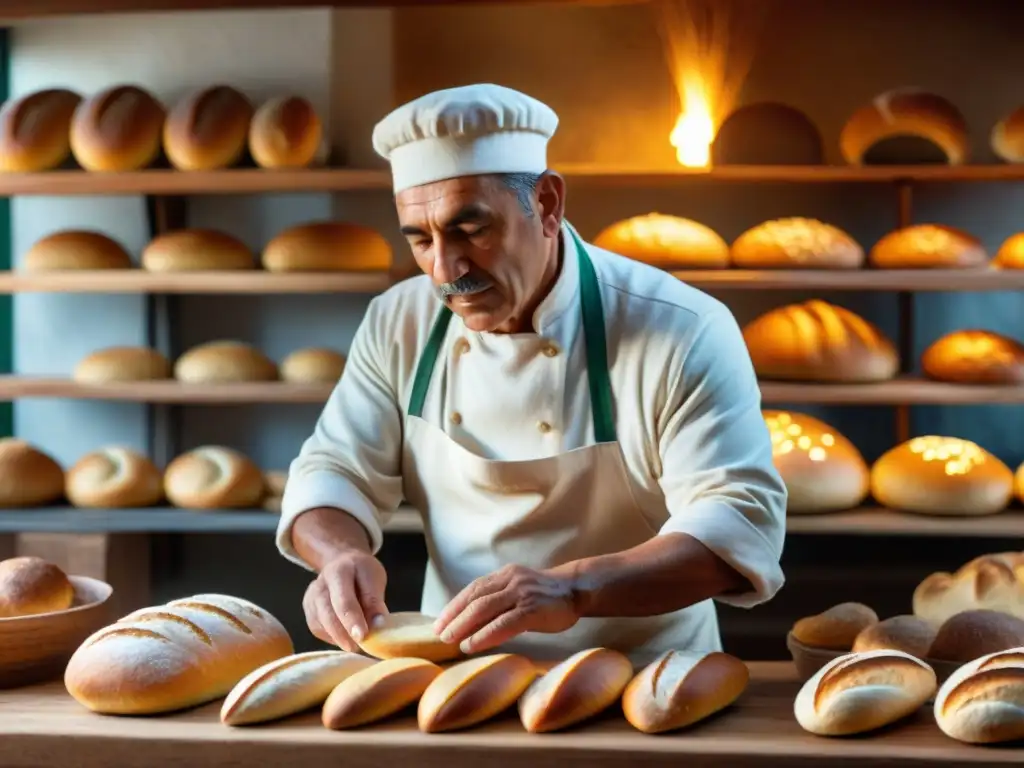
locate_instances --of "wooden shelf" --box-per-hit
[786,507,1024,537]
[0,270,392,294]
[672,268,1024,292]
[759,377,1024,405]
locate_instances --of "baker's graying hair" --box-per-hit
[498,172,545,217]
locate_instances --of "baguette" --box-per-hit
[357,611,463,663]
[322,657,442,729]
[933,647,1024,743]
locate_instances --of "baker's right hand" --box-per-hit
[302,546,389,652]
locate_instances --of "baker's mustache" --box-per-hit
[438,273,494,298]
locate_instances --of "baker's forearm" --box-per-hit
[292,507,373,571]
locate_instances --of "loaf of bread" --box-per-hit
[852,615,937,658]
[357,611,463,663]
[622,650,749,734]
[65,593,293,715]
[163,446,265,509]
[0,556,74,618]
[933,647,1024,743]
[764,410,869,513]
[839,89,969,165]
[869,224,988,269]
[69,85,165,172]
[65,447,163,508]
[991,105,1024,163]
[174,341,278,383]
[263,470,287,498]
[794,650,937,736]
[927,609,1024,663]
[922,330,1024,384]
[221,650,376,726]
[711,102,825,166]
[790,602,879,650]
[163,85,253,171]
[742,300,899,382]
[280,347,346,384]
[913,552,1024,625]
[22,230,133,272]
[418,653,538,733]
[248,95,323,169]
[323,657,443,729]
[262,222,391,272]
[592,213,730,269]
[73,346,171,383]
[870,436,1014,516]
[0,88,82,172]
[0,438,65,507]
[141,229,255,272]
[995,233,1024,269]
[731,218,864,269]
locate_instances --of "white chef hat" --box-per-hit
[372,83,559,193]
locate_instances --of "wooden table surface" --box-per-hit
[0,662,1020,767]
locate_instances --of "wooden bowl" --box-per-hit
[0,575,113,688]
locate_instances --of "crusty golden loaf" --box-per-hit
[790,602,879,651]
[65,447,163,508]
[0,556,74,618]
[0,88,82,172]
[852,615,937,658]
[927,609,1024,663]
[174,341,278,383]
[69,84,165,172]
[323,657,443,729]
[141,229,255,272]
[922,330,1024,385]
[22,230,133,272]
[933,647,1024,744]
[417,653,538,732]
[280,347,346,384]
[163,85,253,171]
[731,217,864,269]
[0,438,65,507]
[262,221,391,272]
[163,446,264,509]
[248,95,323,169]
[869,224,988,269]
[592,213,730,269]
[357,611,463,663]
[73,347,171,383]
[913,552,1024,625]
[995,233,1024,269]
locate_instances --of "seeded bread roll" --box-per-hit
[262,221,391,272]
[731,218,864,269]
[913,552,1024,625]
[852,615,938,658]
[934,647,1024,743]
[174,341,278,383]
[141,229,255,272]
[995,233,1024,269]
[0,556,74,618]
[0,88,82,172]
[65,447,163,508]
[356,612,463,663]
[592,213,730,268]
[870,224,988,269]
[163,446,264,509]
[69,84,166,172]
[248,96,323,169]
[791,603,880,650]
[927,610,1024,663]
[922,330,1024,384]
[22,231,133,272]
[280,347,346,384]
[163,85,253,171]
[73,347,171,383]
[417,653,538,732]
[323,657,443,729]
[0,438,65,507]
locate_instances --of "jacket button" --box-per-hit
[450,412,463,425]
[537,420,552,433]
[542,342,559,357]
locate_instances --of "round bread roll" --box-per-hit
[852,615,937,658]
[22,230,133,272]
[163,85,253,171]
[0,438,65,507]
[731,218,864,269]
[922,330,1024,384]
[764,410,869,513]
[991,105,1024,163]
[913,552,1024,626]
[163,446,264,509]
[262,222,391,272]
[0,88,82,172]
[69,84,165,172]
[870,436,1014,516]
[322,657,443,730]
[933,647,1024,744]
[592,213,730,269]
[928,609,1024,663]
[248,95,322,169]
[994,233,1024,270]
[280,347,346,384]
[141,229,255,272]
[742,300,899,382]
[839,89,969,166]
[73,346,171,383]
[790,602,879,651]
[0,556,75,618]
[356,611,463,663]
[174,341,278,383]
[65,447,163,508]
[869,224,988,269]
[711,102,825,165]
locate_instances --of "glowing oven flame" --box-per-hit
[670,77,716,168]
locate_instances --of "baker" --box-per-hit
[276,83,787,664]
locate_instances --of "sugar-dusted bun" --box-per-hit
[794,650,937,736]
[262,221,391,272]
[73,346,171,383]
[922,330,1024,384]
[622,650,749,734]
[852,616,937,658]
[248,96,322,169]
[913,552,1024,626]
[163,85,253,171]
[839,89,969,165]
[69,84,165,172]
[0,438,65,507]
[163,446,264,509]
[280,347,346,384]
[357,611,463,663]
[995,232,1024,269]
[763,410,869,513]
[934,647,1024,743]
[141,229,255,272]
[221,650,375,726]
[417,653,538,733]
[791,602,879,651]
[992,105,1024,163]
[323,657,443,729]
[731,217,864,269]
[0,88,82,172]
[174,341,278,383]
[870,436,1014,516]
[592,213,730,268]
[518,647,633,733]
[742,300,899,382]
[65,447,163,508]
[22,230,133,272]
[0,556,74,618]
[869,224,988,269]
[928,609,1024,663]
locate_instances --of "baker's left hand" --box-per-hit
[433,564,580,654]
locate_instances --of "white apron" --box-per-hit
[401,225,721,665]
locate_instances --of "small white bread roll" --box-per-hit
[794,650,937,736]
[519,647,633,733]
[913,552,1024,626]
[323,657,443,729]
[69,84,166,172]
[141,229,255,272]
[0,556,74,618]
[248,95,323,169]
[163,85,253,171]
[790,602,880,651]
[221,650,375,726]
[922,330,1024,385]
[73,347,171,383]
[418,653,538,733]
[174,341,278,383]
[163,446,264,509]
[934,647,1024,743]
[0,88,82,172]
[280,347,346,384]
[262,221,392,272]
[357,611,463,663]
[731,217,864,269]
[592,213,730,269]
[65,447,163,508]
[870,224,988,269]
[22,230,133,272]
[0,438,65,508]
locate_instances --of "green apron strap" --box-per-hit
[407,305,453,418]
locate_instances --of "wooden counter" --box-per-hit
[0,662,1019,768]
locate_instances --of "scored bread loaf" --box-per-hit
[65,447,163,508]
[592,213,730,269]
[262,221,391,272]
[163,446,265,509]
[417,653,538,733]
[913,552,1024,625]
[0,88,82,172]
[518,647,633,733]
[280,347,346,384]
[852,615,937,658]
[869,224,988,269]
[221,650,376,726]
[323,657,443,729]
[731,218,864,269]
[163,85,253,171]
[991,105,1024,163]
[933,647,1024,743]
[73,346,171,383]
[995,233,1024,270]
[794,650,937,736]
[742,300,899,382]
[0,438,65,507]
[922,330,1024,385]
[174,341,278,383]
[69,84,166,172]
[22,230,133,272]
[0,556,74,618]
[64,593,293,715]
[141,229,255,272]
[248,95,323,169]
[927,609,1024,664]
[790,602,879,651]
[622,650,749,734]
[357,611,463,663]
